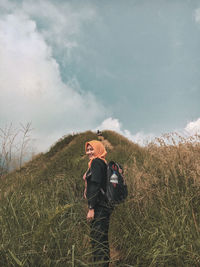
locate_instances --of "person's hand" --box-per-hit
[87,209,94,222]
[84,188,87,199]
[83,172,86,180]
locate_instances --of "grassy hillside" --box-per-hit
[0,131,200,266]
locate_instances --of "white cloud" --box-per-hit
[194,8,200,23]
[15,0,96,67]
[96,117,122,132]
[0,0,17,12]
[0,0,97,64]
[184,118,200,135]
[0,6,105,152]
[95,115,200,147]
[95,117,155,146]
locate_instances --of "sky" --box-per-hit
[0,0,200,152]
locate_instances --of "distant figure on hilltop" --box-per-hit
[97,130,104,141]
[97,129,102,136]
[83,140,113,267]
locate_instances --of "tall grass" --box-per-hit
[110,133,200,266]
[0,131,200,266]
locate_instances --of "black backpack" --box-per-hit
[101,161,128,207]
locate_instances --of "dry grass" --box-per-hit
[0,130,200,266]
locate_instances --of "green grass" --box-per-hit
[0,131,200,266]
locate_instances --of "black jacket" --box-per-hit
[86,158,107,209]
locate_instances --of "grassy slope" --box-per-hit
[0,131,200,266]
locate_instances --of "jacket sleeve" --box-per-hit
[87,159,103,209]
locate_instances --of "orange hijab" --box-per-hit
[85,140,107,169]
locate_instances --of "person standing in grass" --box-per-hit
[83,140,113,267]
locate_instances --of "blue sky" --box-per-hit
[0,0,200,151]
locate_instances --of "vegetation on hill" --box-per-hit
[0,130,200,266]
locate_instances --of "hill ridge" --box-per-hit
[0,130,200,266]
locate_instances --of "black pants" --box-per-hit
[90,206,112,267]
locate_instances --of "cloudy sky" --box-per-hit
[1,0,200,152]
